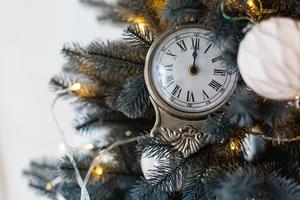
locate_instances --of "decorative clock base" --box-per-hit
[150,97,208,158]
[159,125,207,158]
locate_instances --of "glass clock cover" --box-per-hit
[148,26,238,114]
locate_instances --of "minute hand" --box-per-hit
[192,46,198,67]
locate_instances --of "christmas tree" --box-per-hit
[24,0,300,199]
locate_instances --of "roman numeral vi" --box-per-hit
[186,91,195,102]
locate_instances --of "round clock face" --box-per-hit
[146,26,238,115]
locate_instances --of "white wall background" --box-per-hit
[0,0,122,199]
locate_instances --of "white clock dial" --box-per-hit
[148,26,238,114]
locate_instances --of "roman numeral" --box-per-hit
[212,55,223,63]
[209,79,222,91]
[166,75,174,82]
[171,85,182,98]
[214,69,226,76]
[166,50,177,60]
[176,40,187,52]
[164,64,173,71]
[202,90,210,100]
[186,91,195,102]
[204,44,212,53]
[166,75,175,88]
[167,81,174,88]
[191,38,200,50]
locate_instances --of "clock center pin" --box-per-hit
[188,64,200,76]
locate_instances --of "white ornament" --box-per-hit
[141,153,160,179]
[140,153,182,191]
[238,17,300,100]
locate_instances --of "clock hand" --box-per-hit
[190,46,198,75]
[192,46,198,68]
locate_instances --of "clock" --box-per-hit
[144,24,238,157]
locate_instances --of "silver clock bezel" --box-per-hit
[144,24,238,120]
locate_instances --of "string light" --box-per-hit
[250,125,300,143]
[45,177,62,192]
[58,143,66,153]
[68,82,81,92]
[229,138,240,153]
[45,182,53,191]
[125,130,132,137]
[247,0,256,7]
[51,94,143,200]
[93,166,104,176]
[230,141,238,150]
[101,152,116,164]
[91,165,105,182]
[82,143,94,151]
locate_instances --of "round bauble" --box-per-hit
[140,152,182,191]
[140,152,164,180]
[238,17,300,100]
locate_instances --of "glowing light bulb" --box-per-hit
[247,0,256,8]
[230,142,237,150]
[94,166,104,176]
[125,130,132,137]
[58,143,66,153]
[69,82,81,91]
[83,143,94,151]
[229,139,239,151]
[45,182,53,191]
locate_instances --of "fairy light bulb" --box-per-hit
[230,142,238,150]
[69,82,81,91]
[95,166,104,176]
[247,0,256,8]
[45,182,53,191]
[229,138,240,152]
[83,143,94,151]
[58,143,66,153]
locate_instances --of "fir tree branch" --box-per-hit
[63,41,145,78]
[123,23,155,49]
[115,74,150,119]
[73,108,152,135]
[202,114,239,143]
[130,153,185,200]
[215,167,300,200]
[137,135,174,159]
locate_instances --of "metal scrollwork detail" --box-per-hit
[159,125,207,158]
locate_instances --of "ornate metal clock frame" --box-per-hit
[144,24,238,157]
